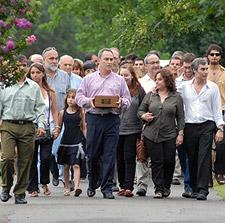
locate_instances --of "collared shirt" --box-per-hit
[0,78,46,128]
[138,92,185,143]
[175,74,193,92]
[68,72,82,90]
[138,74,156,93]
[180,79,224,127]
[46,69,70,112]
[75,70,131,114]
[208,65,225,110]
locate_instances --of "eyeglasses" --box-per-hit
[42,47,57,56]
[209,53,221,57]
[147,61,160,65]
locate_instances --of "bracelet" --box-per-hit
[55,125,61,129]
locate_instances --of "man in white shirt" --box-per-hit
[138,51,159,93]
[180,57,224,200]
[136,51,160,196]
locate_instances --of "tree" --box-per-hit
[43,0,225,58]
[0,0,40,86]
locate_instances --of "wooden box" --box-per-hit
[94,95,119,108]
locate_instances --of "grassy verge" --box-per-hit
[213,180,225,200]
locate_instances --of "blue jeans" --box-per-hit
[177,144,192,193]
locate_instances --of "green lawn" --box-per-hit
[213,180,225,200]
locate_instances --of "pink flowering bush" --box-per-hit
[0,0,40,87]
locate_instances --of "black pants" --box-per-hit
[86,113,120,193]
[117,133,139,191]
[28,139,53,192]
[214,129,225,175]
[144,137,176,193]
[184,121,215,196]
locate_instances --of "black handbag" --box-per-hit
[35,91,52,143]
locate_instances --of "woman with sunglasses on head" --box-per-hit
[117,65,145,197]
[27,62,60,197]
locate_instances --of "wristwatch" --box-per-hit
[218,126,224,132]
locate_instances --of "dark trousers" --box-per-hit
[177,144,191,193]
[86,113,120,193]
[50,154,59,180]
[28,139,53,192]
[117,133,139,191]
[184,121,216,195]
[0,121,35,196]
[214,129,225,174]
[144,137,176,193]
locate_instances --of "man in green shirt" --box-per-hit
[0,55,46,204]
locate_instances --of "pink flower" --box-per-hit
[14,18,32,29]
[4,22,11,30]
[0,20,3,27]
[6,39,15,51]
[26,34,37,45]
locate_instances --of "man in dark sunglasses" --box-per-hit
[207,44,225,185]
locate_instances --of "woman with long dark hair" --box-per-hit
[117,66,145,197]
[27,62,60,197]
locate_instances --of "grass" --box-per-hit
[213,180,225,200]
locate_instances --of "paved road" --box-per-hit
[0,179,225,223]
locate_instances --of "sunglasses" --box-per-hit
[209,53,221,57]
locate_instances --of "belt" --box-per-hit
[5,120,33,125]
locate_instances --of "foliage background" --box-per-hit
[25,0,225,63]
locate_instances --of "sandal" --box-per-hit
[30,191,38,197]
[74,189,82,197]
[42,185,51,196]
[64,189,70,196]
[153,192,163,199]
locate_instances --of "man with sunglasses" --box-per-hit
[207,44,225,185]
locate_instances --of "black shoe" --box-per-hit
[112,185,119,192]
[87,188,96,197]
[0,190,10,202]
[171,178,181,185]
[190,192,198,199]
[182,191,192,198]
[103,192,115,199]
[136,188,146,196]
[15,196,27,204]
[52,177,59,187]
[196,193,207,201]
[74,189,82,197]
[163,188,171,198]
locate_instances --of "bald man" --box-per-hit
[59,55,82,90]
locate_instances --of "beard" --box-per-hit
[45,63,58,72]
[210,61,220,66]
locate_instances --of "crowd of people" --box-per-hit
[0,43,225,204]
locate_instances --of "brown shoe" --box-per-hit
[124,189,133,197]
[117,189,126,196]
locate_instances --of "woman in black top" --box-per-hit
[138,68,185,198]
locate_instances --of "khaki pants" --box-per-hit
[0,121,35,196]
